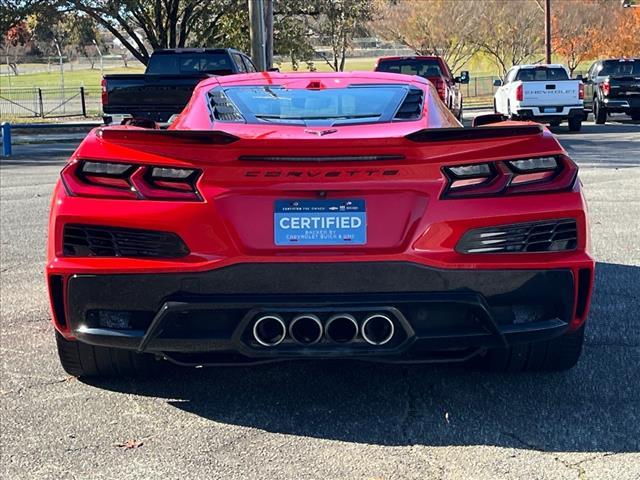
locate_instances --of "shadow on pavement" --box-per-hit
[85,261,640,453]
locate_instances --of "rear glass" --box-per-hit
[600,60,640,76]
[515,68,569,81]
[221,85,410,125]
[146,54,233,75]
[376,59,442,78]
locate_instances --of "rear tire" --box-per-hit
[55,331,162,378]
[568,116,582,132]
[479,325,585,372]
[549,120,561,127]
[457,101,464,122]
[630,109,640,121]
[594,98,607,124]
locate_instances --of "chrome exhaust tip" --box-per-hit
[325,314,359,343]
[361,314,395,346]
[253,314,286,347]
[289,314,323,345]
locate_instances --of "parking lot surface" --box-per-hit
[1,116,639,479]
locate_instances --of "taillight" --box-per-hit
[579,83,584,100]
[101,78,108,106]
[442,155,577,199]
[61,160,202,201]
[602,80,610,96]
[516,84,524,101]
[433,78,446,102]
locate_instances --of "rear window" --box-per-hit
[376,59,443,78]
[218,85,414,125]
[515,67,569,81]
[600,59,640,76]
[146,53,233,75]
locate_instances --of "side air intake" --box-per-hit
[209,90,244,122]
[394,88,424,120]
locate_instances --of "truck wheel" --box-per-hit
[549,121,561,127]
[493,99,497,113]
[457,101,464,121]
[55,331,162,378]
[594,99,607,124]
[568,116,582,132]
[630,109,640,121]
[479,325,585,372]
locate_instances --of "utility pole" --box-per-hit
[248,0,267,71]
[264,0,274,69]
[544,0,552,64]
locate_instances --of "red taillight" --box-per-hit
[579,83,584,100]
[433,78,446,102]
[61,160,202,201]
[516,84,524,101]
[101,78,108,106]
[442,155,577,199]
[602,80,610,96]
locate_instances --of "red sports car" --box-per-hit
[47,71,594,377]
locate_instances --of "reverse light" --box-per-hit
[442,155,577,198]
[61,160,202,201]
[516,84,524,101]
[602,80,610,96]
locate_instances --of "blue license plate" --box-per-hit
[541,107,555,113]
[274,199,366,246]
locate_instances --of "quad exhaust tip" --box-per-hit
[289,314,323,345]
[361,314,395,346]
[325,313,359,343]
[253,314,287,347]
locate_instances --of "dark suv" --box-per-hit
[583,58,640,123]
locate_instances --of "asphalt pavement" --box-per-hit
[1,115,639,479]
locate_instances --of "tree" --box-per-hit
[3,20,33,75]
[311,0,376,71]
[373,0,480,73]
[61,0,245,65]
[551,0,606,75]
[472,0,544,78]
[604,6,640,57]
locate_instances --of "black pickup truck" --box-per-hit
[101,48,257,124]
[583,58,640,123]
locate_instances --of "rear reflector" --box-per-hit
[48,275,67,328]
[575,268,592,319]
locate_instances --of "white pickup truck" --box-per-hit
[493,64,585,131]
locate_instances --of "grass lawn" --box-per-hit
[0,66,145,90]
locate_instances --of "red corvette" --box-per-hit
[48,71,594,377]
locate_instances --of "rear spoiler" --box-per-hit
[406,124,542,142]
[97,128,239,145]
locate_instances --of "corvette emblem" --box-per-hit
[304,129,338,136]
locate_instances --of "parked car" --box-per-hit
[101,48,256,124]
[582,58,640,123]
[493,64,584,131]
[374,56,469,120]
[48,71,593,378]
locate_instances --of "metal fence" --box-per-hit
[0,87,102,119]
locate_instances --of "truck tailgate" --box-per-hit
[521,80,581,106]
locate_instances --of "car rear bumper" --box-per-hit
[52,261,593,365]
[603,97,640,111]
[514,106,584,122]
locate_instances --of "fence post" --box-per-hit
[474,77,478,97]
[38,88,44,118]
[80,86,86,117]
[1,122,11,157]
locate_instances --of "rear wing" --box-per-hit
[406,124,542,142]
[97,128,239,145]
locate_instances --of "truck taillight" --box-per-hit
[101,78,108,105]
[516,84,524,101]
[433,78,446,102]
[579,83,584,100]
[602,80,610,96]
